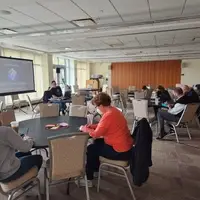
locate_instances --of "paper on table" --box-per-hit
[59,122,69,127]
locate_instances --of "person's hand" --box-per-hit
[86,124,96,129]
[23,135,33,141]
[80,125,89,132]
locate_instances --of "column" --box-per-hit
[42,53,53,91]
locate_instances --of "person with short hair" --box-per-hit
[49,80,66,115]
[180,85,200,103]
[0,126,43,182]
[79,92,134,187]
[157,87,186,139]
[50,80,63,98]
[156,85,172,103]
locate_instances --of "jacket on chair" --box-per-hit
[130,118,153,186]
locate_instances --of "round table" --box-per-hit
[19,116,87,148]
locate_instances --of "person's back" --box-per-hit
[96,106,133,152]
[0,126,33,180]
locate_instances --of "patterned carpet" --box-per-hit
[0,109,199,200]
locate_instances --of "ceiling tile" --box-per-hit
[1,8,41,26]
[11,3,64,23]
[72,0,121,21]
[111,0,150,22]
[136,34,156,46]
[37,0,88,21]
[149,0,185,19]
[0,17,19,28]
[183,0,200,16]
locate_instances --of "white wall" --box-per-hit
[90,62,111,87]
[181,59,200,86]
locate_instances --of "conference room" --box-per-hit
[0,1,200,200]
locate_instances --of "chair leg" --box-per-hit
[84,175,90,200]
[173,125,179,143]
[36,178,42,200]
[195,117,200,129]
[8,194,14,200]
[131,120,137,135]
[121,168,136,200]
[186,123,192,140]
[97,164,103,193]
[45,176,49,200]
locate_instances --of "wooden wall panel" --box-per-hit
[111,60,181,89]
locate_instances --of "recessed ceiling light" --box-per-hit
[72,18,96,27]
[0,28,17,34]
[65,47,71,50]
[0,10,12,15]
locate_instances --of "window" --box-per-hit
[1,48,43,105]
[76,62,90,88]
[53,56,75,88]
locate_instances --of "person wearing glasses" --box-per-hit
[80,92,133,187]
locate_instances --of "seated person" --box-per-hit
[156,85,171,103]
[157,87,186,139]
[80,92,134,187]
[49,80,66,115]
[0,126,43,183]
[142,85,149,98]
[49,81,63,98]
[180,85,200,103]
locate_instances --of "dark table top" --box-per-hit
[19,116,87,148]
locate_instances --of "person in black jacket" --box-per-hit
[181,85,200,104]
[156,85,172,103]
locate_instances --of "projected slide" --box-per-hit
[0,57,35,96]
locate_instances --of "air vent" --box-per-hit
[71,18,96,27]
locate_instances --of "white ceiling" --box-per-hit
[0,0,200,61]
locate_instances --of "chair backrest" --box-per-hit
[73,85,79,93]
[26,95,34,111]
[69,105,87,117]
[0,109,16,126]
[11,94,20,102]
[120,89,128,100]
[48,133,89,181]
[178,103,200,124]
[144,89,153,100]
[134,91,145,99]
[112,86,119,94]
[120,93,127,111]
[72,95,85,105]
[39,103,59,118]
[0,101,3,112]
[132,99,149,119]
[128,86,136,92]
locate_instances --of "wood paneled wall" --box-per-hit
[111,60,181,89]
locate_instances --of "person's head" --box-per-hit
[142,85,147,91]
[182,85,190,94]
[173,87,183,99]
[51,81,57,88]
[92,92,111,114]
[157,85,165,92]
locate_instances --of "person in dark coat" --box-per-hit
[156,85,171,103]
[130,118,153,186]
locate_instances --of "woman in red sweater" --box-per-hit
[80,92,134,186]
